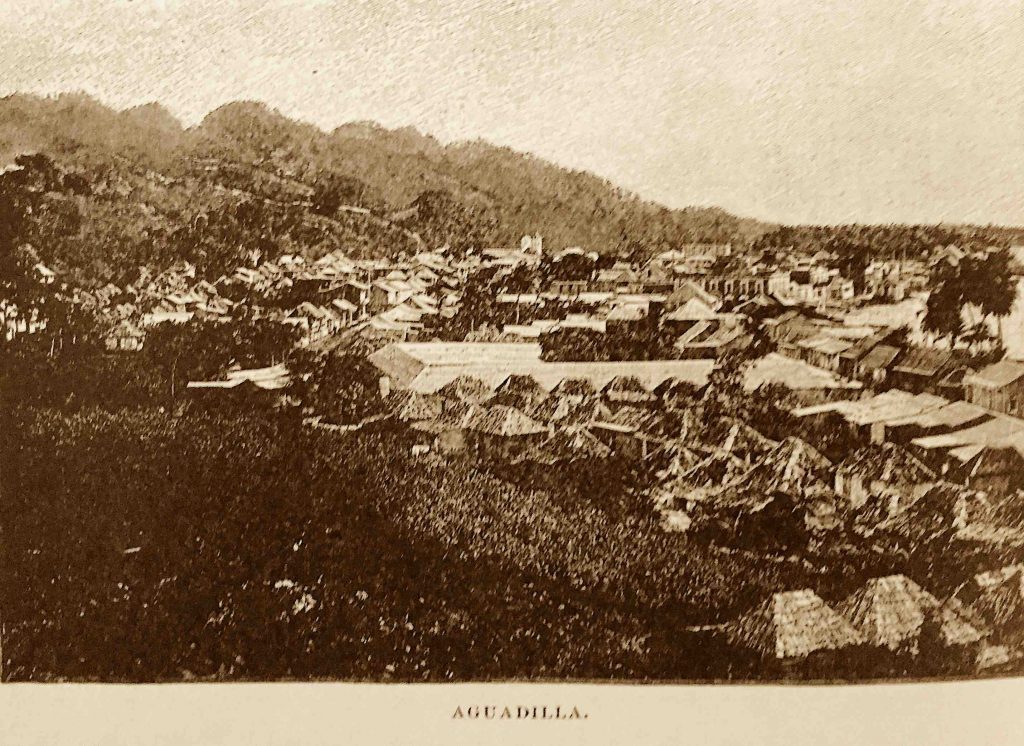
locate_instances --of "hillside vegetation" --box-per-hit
[0,93,767,286]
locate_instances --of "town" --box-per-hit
[3,99,1024,681]
[6,152,1024,678]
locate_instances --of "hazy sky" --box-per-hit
[1,0,1022,225]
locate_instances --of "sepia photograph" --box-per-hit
[2,3,1024,730]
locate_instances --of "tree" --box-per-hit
[923,248,1017,347]
[540,251,596,283]
[311,172,375,215]
[145,319,299,403]
[294,350,387,424]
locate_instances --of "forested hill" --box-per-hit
[0,93,767,286]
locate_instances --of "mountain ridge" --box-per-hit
[0,93,770,285]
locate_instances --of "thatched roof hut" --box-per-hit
[602,375,656,404]
[837,575,984,650]
[551,377,597,399]
[436,374,492,404]
[396,391,444,422]
[727,589,864,659]
[465,405,547,438]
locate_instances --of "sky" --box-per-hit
[1,0,1022,226]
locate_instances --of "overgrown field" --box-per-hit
[3,406,999,681]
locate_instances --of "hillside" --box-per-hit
[0,93,768,285]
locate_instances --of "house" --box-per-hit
[464,404,547,460]
[592,264,639,292]
[837,575,984,653]
[491,374,548,411]
[946,436,1024,498]
[33,262,56,285]
[795,335,855,373]
[436,374,493,407]
[661,297,720,333]
[852,343,902,386]
[605,302,652,332]
[602,375,656,406]
[836,334,888,379]
[664,280,721,312]
[864,261,908,302]
[732,293,785,320]
[725,589,865,662]
[396,392,444,422]
[520,234,544,255]
[674,319,750,359]
[636,262,674,293]
[514,426,612,467]
[104,320,146,352]
[330,298,358,326]
[548,279,589,297]
[700,274,769,301]
[833,444,936,512]
[964,359,1024,418]
[368,279,416,312]
[185,364,291,409]
[889,347,959,394]
[286,302,343,342]
[955,565,1024,650]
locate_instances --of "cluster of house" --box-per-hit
[93,237,563,352]
[1,298,47,341]
[792,378,1024,501]
[721,570,1024,673]
[78,248,464,351]
[358,333,1024,573]
[0,262,57,341]
[528,242,929,310]
[366,341,717,461]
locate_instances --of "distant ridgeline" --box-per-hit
[1,92,1022,289]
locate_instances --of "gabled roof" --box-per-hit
[667,280,721,310]
[516,426,612,465]
[965,359,1024,390]
[836,575,942,650]
[968,567,1024,639]
[892,347,956,377]
[465,405,547,437]
[797,335,855,355]
[602,375,655,401]
[397,392,444,422]
[551,377,597,398]
[664,297,719,322]
[436,374,493,403]
[494,373,547,401]
[836,443,936,484]
[727,589,864,659]
[858,344,902,371]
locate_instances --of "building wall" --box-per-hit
[966,380,1024,417]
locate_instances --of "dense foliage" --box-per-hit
[0,406,781,681]
[0,93,767,286]
[923,248,1017,344]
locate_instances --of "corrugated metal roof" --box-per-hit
[965,359,1024,389]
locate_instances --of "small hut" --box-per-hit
[464,404,547,460]
[836,575,983,653]
[726,589,864,664]
[436,374,492,409]
[491,373,548,411]
[602,375,656,406]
